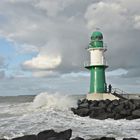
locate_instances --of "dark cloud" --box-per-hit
[0,0,140,79]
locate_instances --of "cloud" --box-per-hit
[0,70,5,79]
[35,0,75,17]
[84,0,140,78]
[32,70,59,78]
[0,56,6,68]
[23,54,61,70]
[0,0,140,79]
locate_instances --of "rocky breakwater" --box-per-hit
[0,129,138,140]
[71,98,140,120]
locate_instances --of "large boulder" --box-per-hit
[57,129,72,140]
[72,108,90,117]
[131,99,140,109]
[132,109,140,119]
[78,102,89,109]
[100,137,116,140]
[113,104,124,113]
[119,109,131,117]
[37,130,57,140]
[37,129,72,140]
[89,107,107,119]
[71,137,84,140]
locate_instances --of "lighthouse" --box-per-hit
[85,31,119,100]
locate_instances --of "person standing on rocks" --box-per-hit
[108,84,112,93]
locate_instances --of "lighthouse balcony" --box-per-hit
[84,61,108,68]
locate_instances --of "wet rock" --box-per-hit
[89,107,106,119]
[112,100,119,106]
[90,137,116,140]
[132,109,140,118]
[37,130,57,140]
[12,135,37,140]
[113,104,124,113]
[78,102,89,109]
[100,137,116,140]
[89,100,99,108]
[37,129,72,140]
[123,138,138,140]
[98,101,107,108]
[71,98,140,120]
[74,108,90,117]
[119,109,131,117]
[71,137,84,140]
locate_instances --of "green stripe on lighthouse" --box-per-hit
[85,31,107,94]
[90,66,106,93]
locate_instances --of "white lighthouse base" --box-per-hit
[86,93,119,101]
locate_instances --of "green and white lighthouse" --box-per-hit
[85,31,118,100]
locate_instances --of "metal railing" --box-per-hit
[84,61,108,67]
[111,88,129,99]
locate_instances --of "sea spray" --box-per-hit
[31,92,77,110]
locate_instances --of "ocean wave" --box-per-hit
[31,92,77,110]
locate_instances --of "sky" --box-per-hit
[0,0,140,95]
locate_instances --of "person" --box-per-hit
[108,84,112,93]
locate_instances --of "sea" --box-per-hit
[0,78,140,140]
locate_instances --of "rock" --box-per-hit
[71,108,77,114]
[114,113,123,120]
[38,129,72,140]
[81,99,88,104]
[77,100,82,106]
[72,98,140,120]
[89,107,107,119]
[120,109,131,117]
[131,99,140,109]
[71,137,84,140]
[112,100,119,106]
[113,104,124,113]
[47,137,66,140]
[89,107,105,117]
[107,113,115,118]
[37,130,57,140]
[132,109,140,119]
[74,108,90,117]
[90,137,115,140]
[57,129,72,140]
[125,115,134,120]
[123,138,138,140]
[98,101,106,108]
[89,101,99,109]
[100,137,116,140]
[78,103,89,109]
[12,135,37,140]
[106,103,115,113]
[127,101,136,110]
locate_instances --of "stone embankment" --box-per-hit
[71,98,140,120]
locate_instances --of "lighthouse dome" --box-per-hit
[91,31,103,40]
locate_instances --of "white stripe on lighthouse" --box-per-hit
[90,49,106,65]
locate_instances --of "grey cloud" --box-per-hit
[0,70,5,79]
[0,0,140,78]
[0,56,5,68]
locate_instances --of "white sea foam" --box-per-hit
[31,92,77,110]
[0,93,140,140]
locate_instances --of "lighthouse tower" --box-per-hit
[85,31,119,100]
